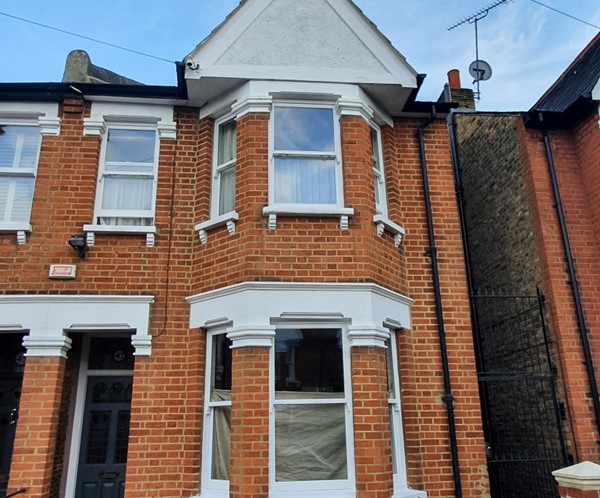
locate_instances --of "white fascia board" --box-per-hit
[0,102,59,120]
[186,282,412,332]
[88,101,174,122]
[0,294,154,337]
[193,65,405,86]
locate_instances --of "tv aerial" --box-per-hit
[448,0,512,100]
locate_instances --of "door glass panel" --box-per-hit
[114,410,130,465]
[88,338,134,370]
[85,411,110,464]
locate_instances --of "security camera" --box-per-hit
[185,59,200,70]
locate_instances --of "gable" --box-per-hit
[184,0,418,111]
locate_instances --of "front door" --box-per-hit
[75,376,132,498]
[0,334,25,495]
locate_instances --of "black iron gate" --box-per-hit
[471,291,569,498]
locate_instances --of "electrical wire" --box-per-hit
[0,11,176,64]
[528,0,600,30]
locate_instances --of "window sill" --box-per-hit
[83,224,157,248]
[194,212,240,244]
[262,205,354,230]
[373,214,405,247]
[0,223,32,245]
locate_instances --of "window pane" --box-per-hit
[274,107,335,152]
[275,403,347,481]
[275,329,343,395]
[211,334,232,398]
[274,157,336,204]
[218,166,236,215]
[0,177,34,222]
[218,121,236,165]
[0,126,40,169]
[371,129,381,172]
[88,337,135,371]
[386,339,396,398]
[211,406,231,480]
[105,129,155,164]
[101,177,153,210]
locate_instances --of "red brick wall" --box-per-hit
[352,347,393,498]
[0,98,488,497]
[519,113,600,462]
[396,119,488,497]
[229,347,270,498]
[8,357,66,498]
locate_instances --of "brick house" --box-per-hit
[452,32,600,497]
[12,0,598,497]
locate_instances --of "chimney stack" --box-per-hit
[448,69,461,90]
[439,69,475,110]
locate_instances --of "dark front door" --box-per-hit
[0,334,25,495]
[76,376,132,498]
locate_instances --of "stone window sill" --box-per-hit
[262,205,355,230]
[373,214,405,247]
[195,212,240,244]
[83,224,157,248]
[0,223,32,245]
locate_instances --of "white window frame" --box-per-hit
[266,101,350,221]
[92,125,160,229]
[0,123,41,230]
[211,115,237,218]
[371,124,388,217]
[269,322,356,498]
[386,332,410,496]
[200,329,231,497]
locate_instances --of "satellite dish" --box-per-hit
[469,60,493,82]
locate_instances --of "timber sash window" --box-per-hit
[213,119,236,216]
[371,126,387,216]
[272,328,354,491]
[271,105,342,207]
[0,125,40,225]
[202,331,232,492]
[94,128,158,227]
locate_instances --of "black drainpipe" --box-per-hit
[537,112,600,439]
[416,106,463,498]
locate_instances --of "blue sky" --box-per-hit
[1,0,598,111]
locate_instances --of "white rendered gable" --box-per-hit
[184,0,418,112]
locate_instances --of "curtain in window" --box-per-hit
[274,158,336,204]
[99,177,153,226]
[218,166,235,215]
[211,389,231,481]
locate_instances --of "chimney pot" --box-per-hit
[448,69,461,89]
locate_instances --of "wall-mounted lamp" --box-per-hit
[68,235,88,259]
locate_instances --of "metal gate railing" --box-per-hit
[471,290,568,498]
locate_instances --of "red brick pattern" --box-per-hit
[0,99,489,497]
[519,115,600,462]
[229,347,270,498]
[8,357,66,498]
[352,347,394,498]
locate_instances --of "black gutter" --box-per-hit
[536,111,600,440]
[0,82,180,102]
[416,105,463,498]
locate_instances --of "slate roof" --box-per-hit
[532,32,600,113]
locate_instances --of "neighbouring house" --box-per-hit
[0,0,597,497]
[451,31,600,498]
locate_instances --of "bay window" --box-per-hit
[0,125,40,226]
[270,104,342,208]
[93,128,158,227]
